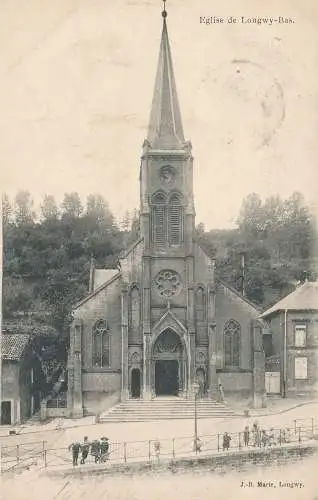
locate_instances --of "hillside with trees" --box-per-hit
[2,190,317,350]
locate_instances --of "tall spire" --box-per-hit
[147,2,185,150]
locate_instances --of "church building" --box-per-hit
[67,7,265,417]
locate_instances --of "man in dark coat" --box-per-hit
[68,441,81,466]
[80,436,90,464]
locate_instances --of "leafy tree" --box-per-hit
[41,194,59,220]
[14,190,36,225]
[2,193,12,226]
[61,192,83,219]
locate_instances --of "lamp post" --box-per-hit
[193,381,200,450]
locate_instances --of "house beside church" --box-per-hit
[67,9,265,418]
[261,281,318,397]
[1,334,42,425]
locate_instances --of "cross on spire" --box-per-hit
[162,0,167,18]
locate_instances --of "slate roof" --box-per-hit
[1,334,30,361]
[260,281,318,318]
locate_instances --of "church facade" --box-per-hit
[67,12,265,417]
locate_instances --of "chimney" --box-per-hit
[240,252,246,296]
[89,255,95,293]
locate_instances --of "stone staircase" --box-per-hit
[99,397,236,423]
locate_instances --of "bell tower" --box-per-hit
[139,4,195,255]
[139,2,198,400]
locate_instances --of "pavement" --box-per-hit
[0,398,317,452]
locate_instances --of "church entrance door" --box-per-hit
[131,368,141,398]
[155,360,179,396]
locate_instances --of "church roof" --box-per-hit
[147,13,185,149]
[260,281,318,318]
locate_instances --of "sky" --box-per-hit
[1,0,318,229]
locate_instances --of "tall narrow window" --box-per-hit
[93,319,110,368]
[151,192,167,247]
[130,286,140,332]
[196,287,205,322]
[224,319,240,368]
[294,324,307,347]
[168,193,183,245]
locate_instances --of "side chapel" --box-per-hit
[67,7,265,417]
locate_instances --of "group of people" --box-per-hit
[68,436,110,466]
[243,422,292,448]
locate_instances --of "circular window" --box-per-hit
[154,270,182,298]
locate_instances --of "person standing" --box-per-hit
[100,437,110,462]
[222,432,231,451]
[91,439,101,463]
[80,436,90,464]
[243,426,249,447]
[68,441,81,466]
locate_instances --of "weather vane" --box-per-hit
[162,0,167,18]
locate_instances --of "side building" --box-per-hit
[1,334,42,425]
[260,281,318,397]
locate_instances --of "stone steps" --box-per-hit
[100,398,236,422]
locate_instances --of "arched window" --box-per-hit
[130,286,139,332]
[168,193,184,245]
[151,192,167,247]
[150,191,184,247]
[196,287,205,322]
[93,319,110,368]
[224,319,240,368]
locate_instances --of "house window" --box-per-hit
[294,324,307,347]
[224,319,240,368]
[93,319,110,368]
[294,357,308,380]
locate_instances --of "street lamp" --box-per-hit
[193,381,200,452]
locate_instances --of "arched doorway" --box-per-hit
[131,368,141,398]
[152,329,185,396]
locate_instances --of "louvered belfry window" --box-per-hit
[168,193,183,245]
[151,192,167,247]
[151,191,184,247]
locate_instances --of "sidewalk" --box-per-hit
[227,395,318,418]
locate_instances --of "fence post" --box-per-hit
[148,440,151,462]
[16,445,20,465]
[172,438,175,459]
[44,449,47,468]
[238,432,241,450]
[124,442,127,463]
[42,441,46,461]
[279,429,282,446]
[298,426,301,443]
[217,434,220,452]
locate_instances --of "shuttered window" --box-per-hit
[151,191,184,248]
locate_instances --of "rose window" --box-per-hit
[155,270,182,298]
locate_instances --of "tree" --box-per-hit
[237,193,263,237]
[41,194,59,220]
[86,193,114,228]
[14,190,35,225]
[2,193,12,226]
[61,192,83,219]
